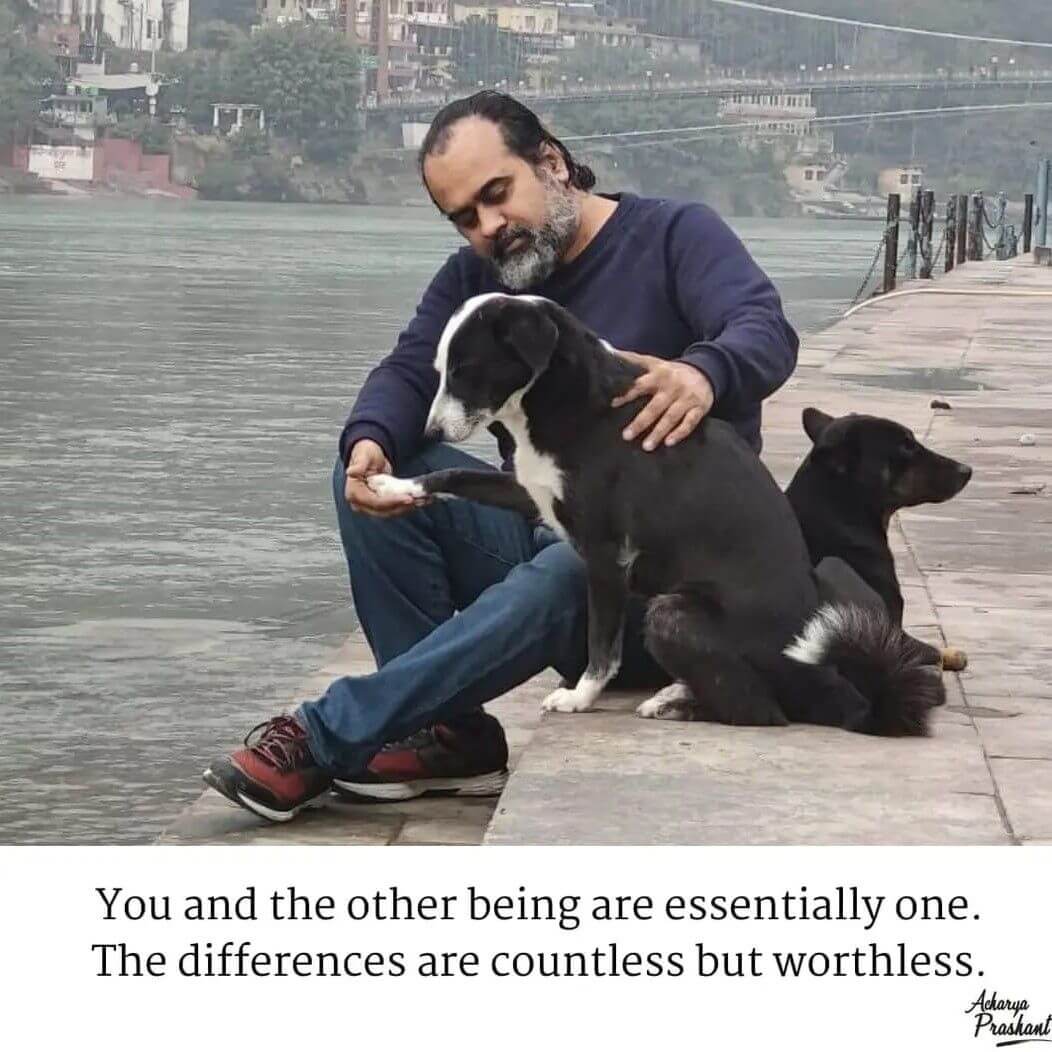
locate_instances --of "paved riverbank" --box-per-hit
[162,254,1052,846]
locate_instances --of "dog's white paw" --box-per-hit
[636,683,692,720]
[541,687,595,713]
[366,474,425,500]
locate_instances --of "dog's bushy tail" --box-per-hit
[783,604,945,736]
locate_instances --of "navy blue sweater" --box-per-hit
[341,192,799,468]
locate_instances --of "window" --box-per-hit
[146,19,153,38]
[900,174,909,185]
[805,170,814,181]
[912,174,921,184]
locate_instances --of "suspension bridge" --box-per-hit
[369,68,1052,117]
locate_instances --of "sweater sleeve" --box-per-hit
[339,253,464,469]
[666,203,799,417]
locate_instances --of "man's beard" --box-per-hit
[488,173,580,291]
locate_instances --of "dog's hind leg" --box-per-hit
[635,681,697,721]
[641,592,788,726]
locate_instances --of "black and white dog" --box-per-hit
[786,407,972,672]
[367,294,943,734]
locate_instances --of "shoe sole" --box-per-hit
[331,769,509,802]
[202,763,329,824]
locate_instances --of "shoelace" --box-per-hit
[245,716,310,772]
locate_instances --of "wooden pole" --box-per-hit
[945,196,957,272]
[1023,192,1034,253]
[956,193,969,266]
[883,193,901,293]
[906,191,920,279]
[968,191,983,261]
[919,189,935,278]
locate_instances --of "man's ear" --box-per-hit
[802,407,835,444]
[536,140,570,185]
[495,300,559,375]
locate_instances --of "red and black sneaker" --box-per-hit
[203,715,331,823]
[332,709,509,802]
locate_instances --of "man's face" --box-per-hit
[422,117,581,290]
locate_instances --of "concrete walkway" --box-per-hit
[161,255,1052,846]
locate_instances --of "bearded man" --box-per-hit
[204,91,800,822]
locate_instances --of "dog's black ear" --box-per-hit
[802,407,835,444]
[810,422,859,477]
[495,300,559,374]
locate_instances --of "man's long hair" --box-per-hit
[418,90,596,192]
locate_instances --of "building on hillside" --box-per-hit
[878,164,924,195]
[452,3,558,36]
[34,0,191,52]
[640,33,701,63]
[718,90,833,159]
[554,2,642,49]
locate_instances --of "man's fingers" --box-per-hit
[641,403,688,451]
[623,393,672,441]
[663,407,705,447]
[611,372,658,408]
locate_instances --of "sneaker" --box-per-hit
[203,715,331,823]
[332,710,509,802]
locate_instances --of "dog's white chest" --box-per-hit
[505,416,568,541]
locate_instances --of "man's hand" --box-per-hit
[611,350,715,450]
[344,439,427,518]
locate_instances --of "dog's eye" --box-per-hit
[899,439,918,457]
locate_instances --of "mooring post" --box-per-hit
[919,189,936,278]
[968,191,983,261]
[1036,159,1051,255]
[956,193,969,265]
[1023,192,1034,253]
[945,196,957,272]
[883,193,901,293]
[906,191,920,279]
[995,191,1008,259]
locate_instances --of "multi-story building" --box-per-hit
[34,0,191,52]
[718,90,834,158]
[452,3,557,36]
[555,2,641,49]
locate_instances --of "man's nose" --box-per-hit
[479,205,506,241]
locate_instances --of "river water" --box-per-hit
[0,197,883,843]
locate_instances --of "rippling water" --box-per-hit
[0,196,884,843]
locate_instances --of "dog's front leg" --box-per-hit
[367,468,539,518]
[542,553,627,714]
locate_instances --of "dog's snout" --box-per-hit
[957,464,973,484]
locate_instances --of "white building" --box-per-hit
[35,0,191,52]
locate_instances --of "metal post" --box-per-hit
[1037,159,1051,251]
[906,191,920,279]
[945,196,957,272]
[968,191,983,261]
[883,193,901,293]
[956,193,969,265]
[920,189,935,278]
[1023,193,1034,253]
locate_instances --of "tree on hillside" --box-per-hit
[0,1,57,144]
[453,17,524,87]
[228,25,360,159]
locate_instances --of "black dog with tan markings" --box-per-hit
[367,294,944,734]
[786,408,972,672]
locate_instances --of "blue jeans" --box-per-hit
[297,442,665,773]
